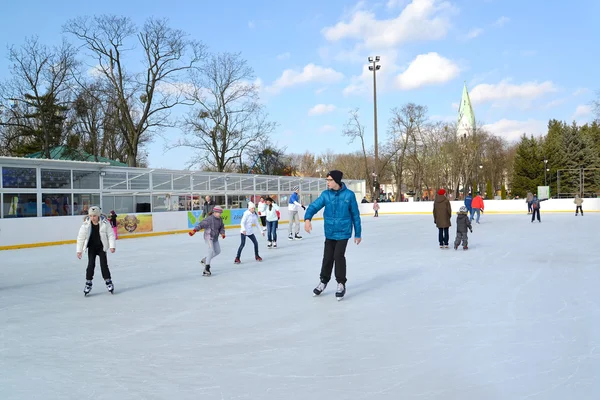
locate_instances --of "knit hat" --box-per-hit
[248,201,255,209]
[327,170,343,186]
[437,189,446,196]
[88,206,101,216]
[292,185,299,192]
[213,206,223,213]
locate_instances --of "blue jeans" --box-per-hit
[266,220,278,242]
[236,234,259,258]
[471,208,481,223]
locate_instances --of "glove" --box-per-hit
[221,234,226,239]
[189,230,195,236]
[302,205,306,210]
[469,228,473,233]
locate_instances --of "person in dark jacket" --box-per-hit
[189,206,226,276]
[530,195,548,223]
[109,210,118,240]
[304,170,362,300]
[433,189,452,248]
[454,206,473,250]
[202,195,216,216]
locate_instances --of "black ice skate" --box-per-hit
[83,280,92,296]
[200,257,206,265]
[335,283,346,301]
[105,279,114,294]
[294,234,303,240]
[203,265,211,276]
[313,282,327,296]
[288,233,294,241]
[267,241,273,248]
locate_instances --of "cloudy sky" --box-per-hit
[1,0,598,169]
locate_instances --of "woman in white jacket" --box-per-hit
[76,206,116,295]
[234,202,264,264]
[264,197,280,248]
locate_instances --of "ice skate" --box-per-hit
[463,246,468,250]
[294,234,303,240]
[335,283,346,301]
[83,280,92,296]
[313,282,327,296]
[234,257,241,264]
[267,241,272,249]
[272,242,277,248]
[288,233,294,241]
[200,257,206,265]
[255,255,263,262]
[203,265,211,276]
[105,279,114,294]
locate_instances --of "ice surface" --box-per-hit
[1,214,600,399]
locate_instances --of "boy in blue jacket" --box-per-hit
[304,170,362,300]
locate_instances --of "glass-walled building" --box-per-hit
[0,156,365,218]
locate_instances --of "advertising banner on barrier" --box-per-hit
[117,214,153,234]
[187,209,245,228]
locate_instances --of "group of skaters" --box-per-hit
[188,170,362,300]
[433,190,485,250]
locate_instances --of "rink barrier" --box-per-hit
[0,215,325,250]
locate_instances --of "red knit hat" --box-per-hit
[437,189,446,195]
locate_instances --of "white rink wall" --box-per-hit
[0,198,595,248]
[0,207,323,249]
[359,198,600,215]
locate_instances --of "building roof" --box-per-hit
[25,146,128,167]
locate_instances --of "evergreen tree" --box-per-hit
[561,122,598,195]
[501,184,507,199]
[511,135,544,198]
[486,180,493,199]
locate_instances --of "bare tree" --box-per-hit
[0,36,77,157]
[343,108,378,197]
[593,90,600,122]
[174,52,275,171]
[64,15,206,166]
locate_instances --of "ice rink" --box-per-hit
[2,213,600,399]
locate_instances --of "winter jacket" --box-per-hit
[464,195,472,210]
[240,210,260,235]
[471,195,484,210]
[433,194,452,228]
[373,202,380,211]
[76,215,116,253]
[531,197,548,210]
[264,202,280,222]
[288,192,303,212]
[456,212,472,234]
[574,197,584,206]
[109,213,118,228]
[193,214,225,242]
[526,192,534,203]
[202,200,215,216]
[304,183,362,240]
[257,200,267,216]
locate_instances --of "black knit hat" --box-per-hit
[327,170,343,186]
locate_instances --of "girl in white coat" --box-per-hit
[264,197,280,248]
[234,202,264,264]
[76,206,116,295]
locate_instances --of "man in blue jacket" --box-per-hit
[464,192,473,220]
[304,170,362,300]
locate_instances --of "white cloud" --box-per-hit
[466,28,483,39]
[308,104,336,116]
[319,124,336,133]
[315,87,327,94]
[396,52,460,90]
[267,64,344,94]
[493,16,510,27]
[573,105,592,119]
[322,0,456,48]
[387,0,409,8]
[276,52,291,61]
[469,79,557,105]
[248,21,255,29]
[572,88,590,96]
[483,119,546,142]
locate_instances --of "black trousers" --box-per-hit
[438,227,449,246]
[320,239,349,285]
[531,209,541,221]
[237,234,259,258]
[86,246,111,281]
[260,216,267,227]
[576,206,583,215]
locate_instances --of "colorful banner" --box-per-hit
[117,214,153,234]
[187,209,245,228]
